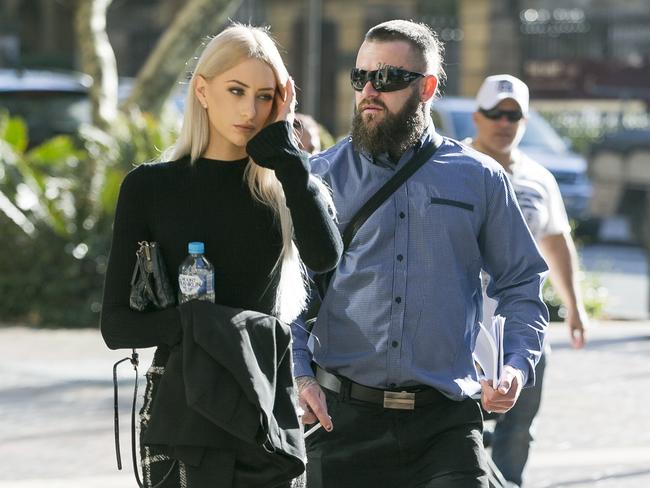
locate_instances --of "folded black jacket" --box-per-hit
[143,300,305,480]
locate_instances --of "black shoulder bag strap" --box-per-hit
[342,141,440,251]
[308,140,441,319]
[113,349,177,488]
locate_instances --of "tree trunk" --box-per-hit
[124,0,243,116]
[74,0,118,130]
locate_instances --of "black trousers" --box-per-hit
[305,384,489,488]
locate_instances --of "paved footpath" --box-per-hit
[523,321,650,488]
[0,321,649,488]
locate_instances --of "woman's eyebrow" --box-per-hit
[226,79,274,91]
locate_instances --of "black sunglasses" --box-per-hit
[479,108,524,122]
[350,66,424,92]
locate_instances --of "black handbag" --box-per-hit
[305,141,440,324]
[129,241,176,311]
[114,241,177,488]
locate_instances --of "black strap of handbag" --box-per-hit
[341,140,440,251]
[306,140,440,322]
[113,349,177,488]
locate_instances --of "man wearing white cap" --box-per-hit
[468,74,588,487]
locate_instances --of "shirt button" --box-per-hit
[397,254,403,261]
[395,297,402,304]
[392,341,399,348]
[399,212,405,219]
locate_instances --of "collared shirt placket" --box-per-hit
[386,183,410,388]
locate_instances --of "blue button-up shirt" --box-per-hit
[292,122,549,400]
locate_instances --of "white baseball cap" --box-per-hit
[476,74,529,115]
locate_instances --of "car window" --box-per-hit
[0,91,91,144]
[449,111,476,140]
[521,112,568,154]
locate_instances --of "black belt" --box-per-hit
[315,366,443,410]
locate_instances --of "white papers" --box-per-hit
[473,315,505,387]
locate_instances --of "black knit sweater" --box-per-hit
[100,121,342,350]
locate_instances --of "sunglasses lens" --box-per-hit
[350,69,367,91]
[378,81,410,92]
[482,109,523,122]
[377,68,417,92]
[482,109,497,120]
[350,68,423,92]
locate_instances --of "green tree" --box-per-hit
[75,0,243,122]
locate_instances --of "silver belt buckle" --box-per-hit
[383,391,415,410]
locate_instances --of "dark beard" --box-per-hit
[351,89,427,161]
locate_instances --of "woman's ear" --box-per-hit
[420,75,439,102]
[194,75,208,108]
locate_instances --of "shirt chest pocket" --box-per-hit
[425,196,480,245]
[429,197,475,212]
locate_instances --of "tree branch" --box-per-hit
[123,0,244,116]
[74,0,118,129]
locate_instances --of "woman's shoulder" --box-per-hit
[120,156,191,193]
[126,156,190,178]
[136,154,191,172]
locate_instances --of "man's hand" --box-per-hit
[566,305,588,349]
[480,365,524,413]
[295,376,333,431]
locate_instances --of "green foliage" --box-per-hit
[0,110,178,327]
[543,272,607,322]
[537,108,650,156]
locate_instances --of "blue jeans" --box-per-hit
[490,353,547,486]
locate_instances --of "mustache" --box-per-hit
[357,99,387,111]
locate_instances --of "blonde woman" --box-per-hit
[101,24,342,487]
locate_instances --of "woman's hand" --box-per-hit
[274,77,297,126]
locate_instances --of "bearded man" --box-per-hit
[291,20,549,488]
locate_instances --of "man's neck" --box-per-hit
[472,140,514,172]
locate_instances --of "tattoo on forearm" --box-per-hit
[295,375,319,394]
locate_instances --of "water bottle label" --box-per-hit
[179,274,203,296]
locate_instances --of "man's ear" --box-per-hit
[194,75,208,107]
[420,75,438,102]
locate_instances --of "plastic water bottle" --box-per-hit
[178,242,215,304]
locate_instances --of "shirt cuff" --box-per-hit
[505,354,535,388]
[292,350,315,378]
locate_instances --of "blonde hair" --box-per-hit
[167,23,327,323]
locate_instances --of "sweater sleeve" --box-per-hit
[246,121,342,273]
[100,166,182,350]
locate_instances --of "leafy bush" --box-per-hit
[543,272,607,322]
[0,110,178,327]
[537,108,650,156]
